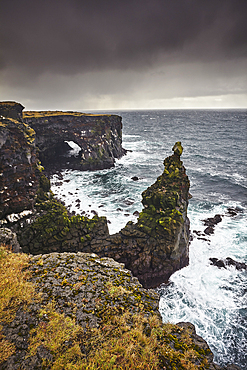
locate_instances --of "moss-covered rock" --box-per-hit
[23,110,126,171]
[85,142,191,289]
[0,247,235,370]
[0,102,40,219]
[17,193,109,256]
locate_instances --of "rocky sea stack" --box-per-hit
[0,101,239,369]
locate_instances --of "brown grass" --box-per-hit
[23,111,111,118]
[0,245,39,365]
[0,245,209,369]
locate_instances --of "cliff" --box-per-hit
[0,102,40,219]
[23,110,126,171]
[0,245,228,370]
[88,142,191,288]
[15,142,190,289]
[0,101,191,289]
[0,101,240,369]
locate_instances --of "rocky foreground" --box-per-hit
[0,101,240,369]
[0,246,234,370]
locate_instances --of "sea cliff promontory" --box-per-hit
[23,109,126,171]
[0,101,239,369]
[1,101,190,289]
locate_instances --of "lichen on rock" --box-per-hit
[0,245,235,370]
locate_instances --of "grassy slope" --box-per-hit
[0,245,211,369]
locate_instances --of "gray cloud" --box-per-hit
[0,0,246,109]
[1,0,247,74]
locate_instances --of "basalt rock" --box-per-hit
[0,102,40,219]
[23,110,126,171]
[0,227,21,253]
[0,101,191,289]
[91,142,191,288]
[209,257,247,271]
[0,249,238,370]
[0,251,159,369]
[203,214,222,235]
[12,142,190,289]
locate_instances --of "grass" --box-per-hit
[0,245,210,369]
[0,245,39,365]
[23,111,112,118]
[27,304,208,369]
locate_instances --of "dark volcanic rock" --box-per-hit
[1,252,159,369]
[226,207,243,217]
[88,141,191,289]
[203,214,222,227]
[0,227,21,252]
[0,101,24,121]
[204,226,215,235]
[0,102,40,218]
[210,257,247,271]
[1,251,236,370]
[203,214,223,235]
[23,110,126,171]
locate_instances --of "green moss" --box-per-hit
[39,174,50,192]
[135,145,189,238]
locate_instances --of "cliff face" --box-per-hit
[0,100,190,290]
[23,111,126,171]
[0,102,40,219]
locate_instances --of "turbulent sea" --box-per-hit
[50,110,247,369]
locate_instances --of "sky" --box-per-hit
[0,0,247,110]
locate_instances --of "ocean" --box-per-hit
[50,109,247,369]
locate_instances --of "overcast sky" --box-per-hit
[0,0,247,110]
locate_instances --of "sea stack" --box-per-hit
[91,141,191,288]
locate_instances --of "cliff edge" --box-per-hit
[0,101,191,289]
[23,109,126,171]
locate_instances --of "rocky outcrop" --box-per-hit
[1,249,235,370]
[14,142,190,289]
[0,100,190,289]
[17,197,109,256]
[0,102,40,219]
[0,251,159,369]
[89,141,191,288]
[203,214,222,235]
[0,227,21,253]
[209,257,247,271]
[23,110,126,171]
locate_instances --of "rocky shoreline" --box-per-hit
[0,101,240,369]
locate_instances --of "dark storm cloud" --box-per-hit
[1,0,247,76]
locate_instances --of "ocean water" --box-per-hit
[50,110,247,369]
